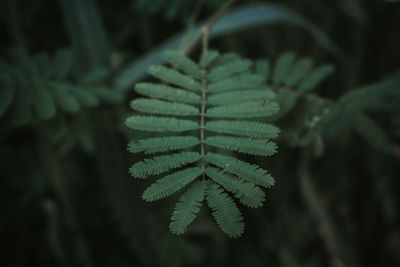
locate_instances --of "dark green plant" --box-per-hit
[0,47,122,127]
[126,50,280,237]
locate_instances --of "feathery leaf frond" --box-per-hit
[142,167,202,202]
[206,181,244,238]
[126,50,281,237]
[130,98,199,116]
[255,59,270,80]
[207,88,275,105]
[169,181,206,235]
[163,50,203,79]
[208,59,252,82]
[129,152,201,179]
[207,73,264,93]
[298,64,335,92]
[147,65,202,91]
[273,51,296,84]
[207,101,280,118]
[199,50,219,68]
[205,136,277,156]
[125,116,198,132]
[205,153,275,187]
[128,136,200,154]
[33,80,56,120]
[284,57,313,86]
[206,167,265,208]
[50,83,80,113]
[135,83,201,104]
[0,47,119,125]
[210,52,241,68]
[205,120,280,139]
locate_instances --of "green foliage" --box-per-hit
[125,116,198,132]
[130,98,199,116]
[0,47,121,126]
[135,83,201,104]
[129,152,201,178]
[205,136,277,156]
[205,181,244,238]
[205,120,280,138]
[128,136,200,154]
[254,51,335,119]
[133,0,224,22]
[126,50,280,237]
[142,167,203,202]
[205,153,275,187]
[169,181,206,235]
[205,167,265,208]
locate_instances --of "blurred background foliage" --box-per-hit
[1,0,399,266]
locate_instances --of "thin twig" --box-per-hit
[299,149,347,267]
[182,0,239,55]
[178,0,204,51]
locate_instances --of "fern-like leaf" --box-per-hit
[206,167,265,208]
[169,180,206,235]
[255,59,270,80]
[205,136,277,156]
[163,50,203,79]
[70,87,99,107]
[207,88,275,105]
[130,98,199,116]
[205,153,275,187]
[208,59,252,82]
[206,181,244,238]
[207,73,264,93]
[199,50,219,68]
[50,83,80,113]
[272,51,296,84]
[125,116,198,132]
[126,50,281,237]
[210,52,241,68]
[129,152,201,179]
[128,136,200,154]
[142,167,202,202]
[147,65,202,91]
[207,101,279,118]
[135,83,201,104]
[298,64,335,92]
[284,57,313,86]
[33,80,56,120]
[54,49,73,80]
[205,120,280,139]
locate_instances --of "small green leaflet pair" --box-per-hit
[126,49,280,238]
[0,47,122,126]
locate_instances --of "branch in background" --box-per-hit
[36,128,94,267]
[299,150,347,267]
[182,0,239,55]
[178,0,204,51]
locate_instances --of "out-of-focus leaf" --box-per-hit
[59,0,109,70]
[351,109,391,152]
[115,4,342,90]
[0,81,15,118]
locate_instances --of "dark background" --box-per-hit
[1,0,400,266]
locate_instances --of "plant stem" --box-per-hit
[182,0,239,55]
[299,149,347,267]
[36,128,94,267]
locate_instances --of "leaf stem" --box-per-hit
[182,0,239,55]
[200,72,207,180]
